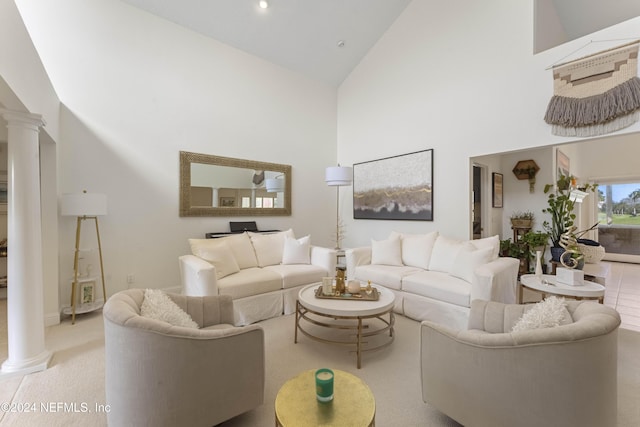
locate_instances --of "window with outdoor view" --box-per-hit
[598,182,640,256]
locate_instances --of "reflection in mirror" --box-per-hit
[179,151,291,217]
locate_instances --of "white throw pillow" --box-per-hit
[428,236,464,273]
[282,235,311,265]
[249,229,295,267]
[190,240,240,279]
[450,244,494,283]
[140,288,199,329]
[470,235,500,260]
[396,231,438,269]
[371,237,403,266]
[511,296,570,332]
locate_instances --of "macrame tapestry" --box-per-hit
[544,40,640,137]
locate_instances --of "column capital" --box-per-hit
[0,109,46,130]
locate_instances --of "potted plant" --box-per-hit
[499,238,529,276]
[542,174,597,262]
[510,211,534,228]
[522,230,549,252]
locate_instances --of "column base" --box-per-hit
[0,350,52,379]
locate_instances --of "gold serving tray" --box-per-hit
[314,286,380,301]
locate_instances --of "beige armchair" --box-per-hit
[103,289,264,427]
[421,299,620,427]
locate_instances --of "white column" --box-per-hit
[0,110,52,377]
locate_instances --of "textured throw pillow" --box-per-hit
[450,244,494,283]
[371,237,403,266]
[511,296,570,332]
[189,234,257,270]
[190,240,240,279]
[249,229,295,267]
[282,235,311,265]
[470,235,500,260]
[140,289,199,329]
[428,236,464,273]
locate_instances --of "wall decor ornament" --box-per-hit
[544,40,640,137]
[353,149,433,221]
[512,160,539,193]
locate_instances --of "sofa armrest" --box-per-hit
[345,246,371,279]
[470,257,519,303]
[310,245,337,274]
[179,254,218,296]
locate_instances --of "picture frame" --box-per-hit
[353,149,433,221]
[492,172,503,208]
[219,197,235,207]
[557,149,570,178]
[80,281,95,305]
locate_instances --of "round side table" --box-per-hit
[275,369,375,427]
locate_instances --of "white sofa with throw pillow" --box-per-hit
[346,231,520,328]
[179,229,336,325]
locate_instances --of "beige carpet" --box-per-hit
[0,303,639,426]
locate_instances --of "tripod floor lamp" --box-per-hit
[61,191,107,324]
[325,165,352,249]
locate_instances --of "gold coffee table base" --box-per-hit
[275,369,375,427]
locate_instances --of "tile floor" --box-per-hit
[604,261,640,332]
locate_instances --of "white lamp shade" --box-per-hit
[325,166,352,186]
[61,192,108,216]
[265,178,285,192]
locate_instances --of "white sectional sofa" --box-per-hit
[179,229,336,326]
[346,231,519,329]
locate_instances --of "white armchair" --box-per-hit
[103,289,264,427]
[421,299,621,427]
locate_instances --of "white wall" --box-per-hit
[16,0,338,300]
[338,0,640,247]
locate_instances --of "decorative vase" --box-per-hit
[535,251,543,277]
[550,246,564,263]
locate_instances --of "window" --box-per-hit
[597,182,640,258]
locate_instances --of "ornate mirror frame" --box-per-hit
[179,151,292,217]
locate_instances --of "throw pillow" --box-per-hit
[249,229,295,267]
[189,233,258,270]
[397,231,439,270]
[511,296,570,332]
[282,235,311,264]
[190,240,240,279]
[470,235,500,260]
[450,244,494,283]
[371,237,403,266]
[140,288,199,329]
[428,236,464,273]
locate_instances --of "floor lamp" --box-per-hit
[61,191,108,324]
[325,165,352,249]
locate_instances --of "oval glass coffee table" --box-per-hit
[275,369,375,427]
[295,283,395,369]
[519,274,605,303]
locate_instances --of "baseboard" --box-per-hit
[45,311,60,326]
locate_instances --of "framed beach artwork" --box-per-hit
[353,149,433,221]
[557,149,570,178]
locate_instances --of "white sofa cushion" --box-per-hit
[217,267,282,299]
[249,229,295,267]
[282,235,311,265]
[470,235,500,260]
[264,264,327,289]
[189,234,258,270]
[450,244,494,283]
[354,264,422,291]
[402,271,471,307]
[189,240,240,279]
[428,236,464,273]
[390,231,438,269]
[371,237,403,266]
[140,289,199,329]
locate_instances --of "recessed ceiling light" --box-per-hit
[259,0,269,9]
[337,40,345,48]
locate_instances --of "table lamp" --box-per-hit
[60,190,107,324]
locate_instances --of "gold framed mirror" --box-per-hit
[179,151,291,217]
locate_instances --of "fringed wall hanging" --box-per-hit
[544,40,640,137]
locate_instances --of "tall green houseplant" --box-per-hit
[542,174,597,260]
